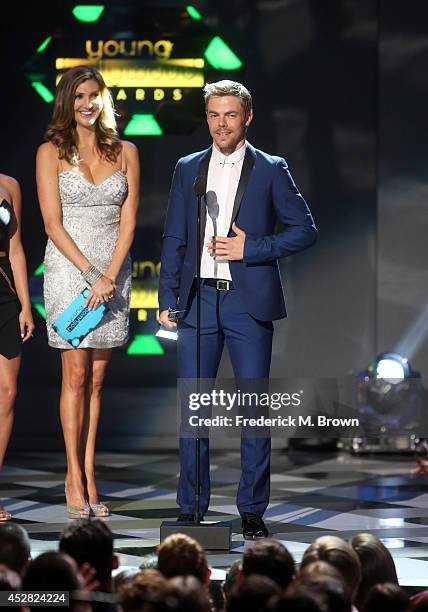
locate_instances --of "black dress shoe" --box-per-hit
[177,513,195,522]
[242,512,269,539]
[176,513,205,522]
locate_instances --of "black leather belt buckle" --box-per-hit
[216,279,231,291]
[201,278,234,290]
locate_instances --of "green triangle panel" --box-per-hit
[204,36,242,70]
[127,335,165,355]
[33,303,47,320]
[124,114,163,136]
[72,5,105,23]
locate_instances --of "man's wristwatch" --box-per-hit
[168,307,185,321]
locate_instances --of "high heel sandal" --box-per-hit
[65,484,90,519]
[89,502,110,517]
[0,505,11,522]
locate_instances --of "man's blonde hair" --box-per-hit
[203,80,252,116]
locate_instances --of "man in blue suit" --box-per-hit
[158,80,317,539]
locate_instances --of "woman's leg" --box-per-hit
[0,353,20,466]
[83,348,111,504]
[60,348,91,507]
[0,353,20,519]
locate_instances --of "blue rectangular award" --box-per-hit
[52,288,107,348]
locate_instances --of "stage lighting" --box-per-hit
[31,82,54,103]
[124,114,163,136]
[36,36,52,54]
[127,335,165,355]
[72,5,105,23]
[369,352,410,384]
[346,352,425,453]
[204,36,243,70]
[186,5,202,20]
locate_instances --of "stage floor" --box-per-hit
[2,449,428,587]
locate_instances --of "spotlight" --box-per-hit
[368,352,410,384]
[344,352,425,453]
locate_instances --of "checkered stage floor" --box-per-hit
[2,449,428,586]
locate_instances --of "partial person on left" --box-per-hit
[0,174,35,522]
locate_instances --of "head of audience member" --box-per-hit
[298,559,352,611]
[223,559,242,602]
[117,568,167,612]
[22,551,89,611]
[362,583,410,612]
[299,574,352,612]
[113,569,139,592]
[300,536,361,602]
[411,590,428,612]
[0,563,21,590]
[59,518,118,591]
[226,574,281,612]
[0,524,31,576]
[164,576,212,612]
[157,534,211,585]
[350,533,398,610]
[241,539,295,589]
[298,560,344,585]
[265,583,328,612]
[208,579,225,612]
[139,554,158,571]
[0,565,24,612]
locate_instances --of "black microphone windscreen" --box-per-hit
[194,175,206,197]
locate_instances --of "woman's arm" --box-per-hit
[36,142,93,271]
[36,142,114,307]
[105,141,140,281]
[4,175,35,342]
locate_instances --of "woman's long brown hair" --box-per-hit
[45,65,122,165]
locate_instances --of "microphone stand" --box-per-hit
[160,174,231,551]
[195,178,203,525]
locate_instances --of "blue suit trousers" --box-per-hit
[177,283,273,516]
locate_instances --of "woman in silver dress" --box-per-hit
[36,66,140,518]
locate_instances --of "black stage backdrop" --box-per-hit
[0,1,422,450]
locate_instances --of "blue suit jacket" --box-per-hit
[158,142,317,321]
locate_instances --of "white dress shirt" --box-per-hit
[201,142,246,280]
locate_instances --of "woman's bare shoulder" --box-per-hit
[37,141,59,162]
[0,174,19,200]
[121,140,138,156]
[0,173,19,189]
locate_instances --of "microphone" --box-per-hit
[205,190,219,277]
[205,190,219,224]
[194,174,206,198]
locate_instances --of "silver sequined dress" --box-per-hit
[44,169,131,349]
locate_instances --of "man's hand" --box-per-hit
[206,222,246,261]
[158,309,177,329]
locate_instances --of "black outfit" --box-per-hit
[0,199,21,359]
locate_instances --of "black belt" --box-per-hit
[202,278,234,291]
